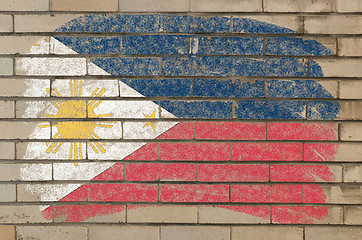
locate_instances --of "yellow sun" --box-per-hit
[41,80,114,165]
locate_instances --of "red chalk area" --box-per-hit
[42,122,340,223]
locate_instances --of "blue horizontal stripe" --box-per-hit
[266,80,335,98]
[121,79,192,97]
[122,35,190,55]
[193,79,265,98]
[308,101,340,120]
[233,18,297,34]
[265,37,333,56]
[54,37,121,54]
[236,100,306,119]
[196,37,263,55]
[91,58,159,76]
[161,101,233,118]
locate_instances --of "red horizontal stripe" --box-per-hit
[92,163,124,181]
[195,122,266,140]
[159,143,230,161]
[231,184,302,203]
[198,164,269,182]
[60,185,87,202]
[231,143,303,161]
[124,142,158,161]
[156,122,193,139]
[302,184,327,203]
[125,163,196,181]
[268,123,338,141]
[270,165,336,182]
[272,206,328,224]
[304,143,339,162]
[88,184,158,202]
[160,184,229,202]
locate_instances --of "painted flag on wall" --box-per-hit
[18,14,341,224]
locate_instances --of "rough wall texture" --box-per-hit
[0,0,362,239]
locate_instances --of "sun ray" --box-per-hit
[52,142,63,153]
[46,142,61,153]
[69,81,73,97]
[89,88,106,107]
[43,114,58,118]
[90,88,99,97]
[90,100,103,110]
[69,142,74,159]
[74,142,78,159]
[95,123,114,128]
[74,80,79,97]
[89,142,99,154]
[39,123,51,128]
[52,88,62,97]
[78,142,83,160]
[94,142,106,153]
[78,80,83,97]
[94,113,113,118]
[52,132,60,139]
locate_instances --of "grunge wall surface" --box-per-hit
[0,0,362,239]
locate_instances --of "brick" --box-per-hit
[199,206,270,224]
[53,205,126,223]
[160,184,229,202]
[0,225,14,240]
[17,226,87,240]
[127,205,198,223]
[120,0,189,12]
[16,57,87,76]
[271,165,342,182]
[340,81,362,99]
[0,36,49,54]
[54,163,119,181]
[0,184,16,202]
[305,227,362,240]
[161,226,230,240]
[344,165,362,182]
[345,206,362,224]
[159,143,230,161]
[305,16,362,34]
[190,0,262,12]
[338,101,362,120]
[51,0,118,11]
[231,143,303,161]
[92,163,124,181]
[88,184,158,202]
[232,226,303,240]
[0,58,13,76]
[336,0,362,12]
[311,59,362,77]
[303,185,362,204]
[338,38,362,56]
[268,123,338,141]
[156,122,193,140]
[123,143,158,161]
[272,206,343,224]
[15,15,84,32]
[125,163,196,181]
[198,164,269,182]
[123,122,177,140]
[0,164,51,181]
[0,142,15,160]
[89,226,159,240]
[305,143,362,162]
[341,123,362,141]
[233,15,303,33]
[0,122,50,139]
[264,0,334,12]
[0,205,51,223]
[0,0,48,11]
[0,15,12,33]
[0,79,49,97]
[231,184,302,203]
[0,101,14,118]
[195,122,266,140]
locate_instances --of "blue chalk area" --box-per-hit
[91,58,159,76]
[234,57,308,77]
[121,79,192,97]
[122,35,190,55]
[308,101,340,120]
[236,100,306,119]
[267,80,335,98]
[161,101,233,118]
[265,37,333,56]
[55,16,85,32]
[196,37,263,55]
[84,14,159,33]
[162,56,234,76]
[233,18,297,34]
[159,15,231,33]
[309,59,324,77]
[54,37,121,54]
[193,79,265,98]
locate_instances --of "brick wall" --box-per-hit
[0,0,362,239]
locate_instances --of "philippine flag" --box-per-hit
[17,14,341,224]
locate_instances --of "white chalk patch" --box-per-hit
[190,37,199,54]
[50,37,78,54]
[123,121,178,139]
[16,57,86,76]
[53,162,115,180]
[52,79,119,97]
[88,62,111,75]
[28,37,50,55]
[87,142,147,160]
[24,79,50,97]
[29,123,51,139]
[119,80,144,97]
[20,164,52,181]
[23,142,87,160]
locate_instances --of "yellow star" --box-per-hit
[143,110,156,132]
